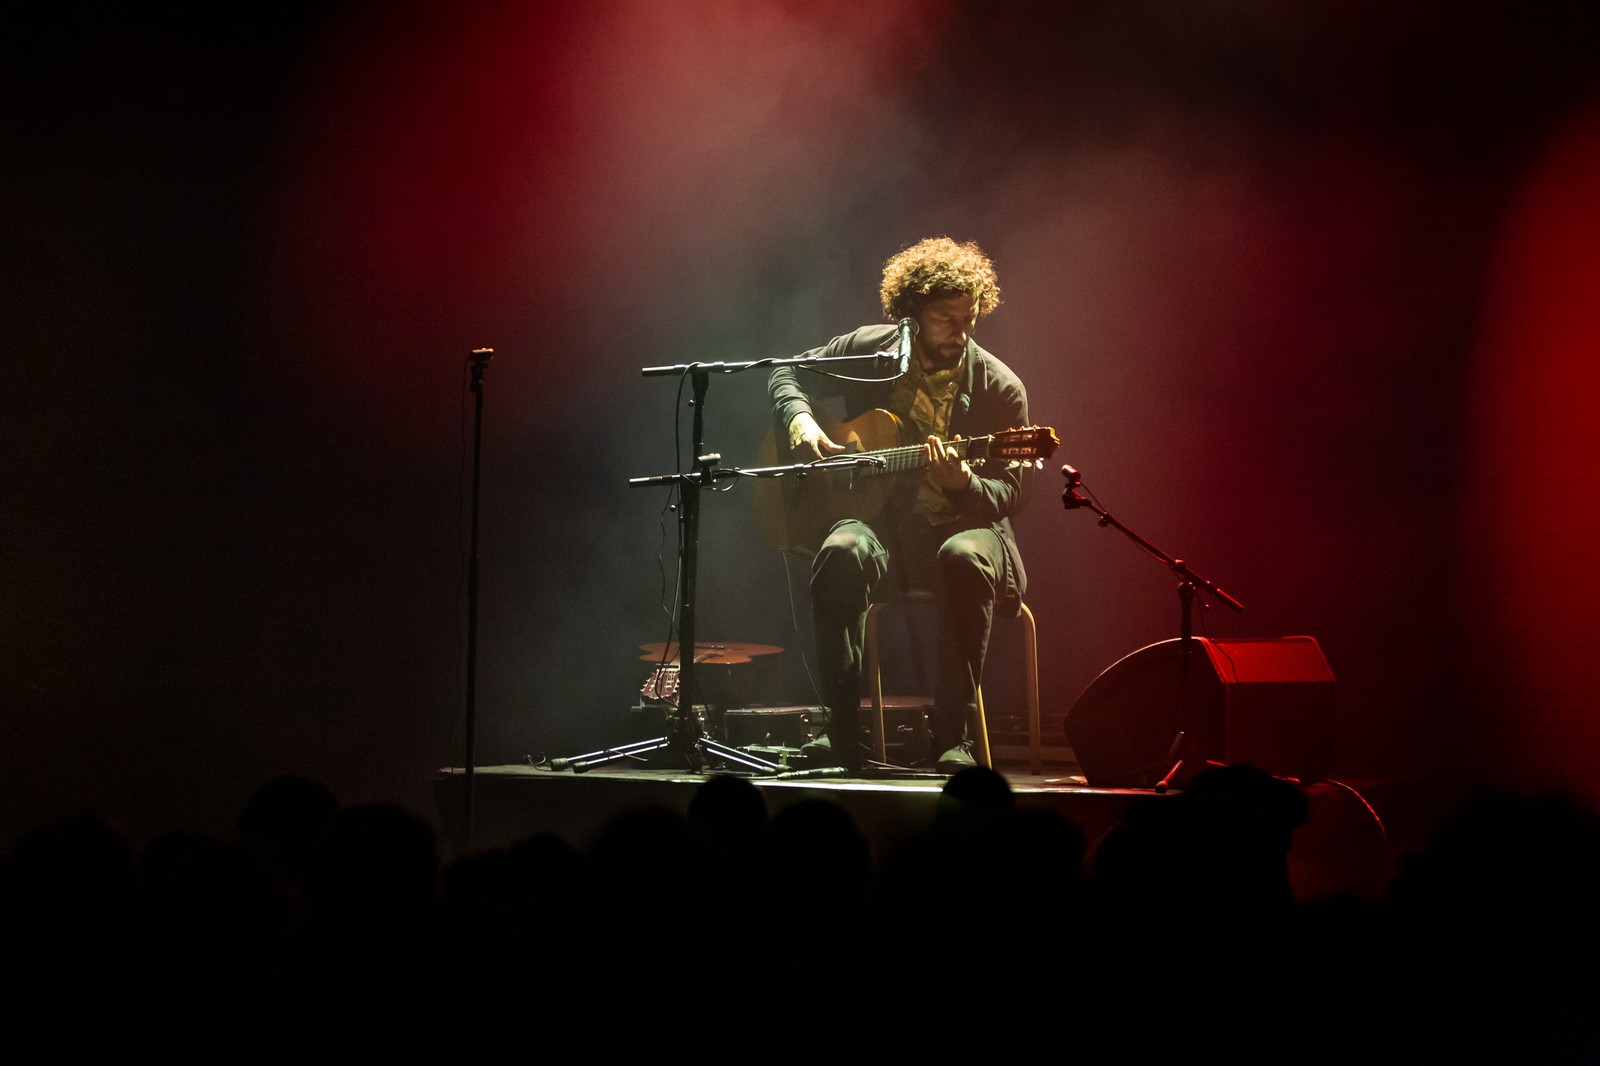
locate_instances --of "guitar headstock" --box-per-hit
[970,425,1060,466]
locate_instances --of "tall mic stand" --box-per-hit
[462,347,493,847]
[1061,464,1245,792]
[554,367,785,774]
[539,346,902,775]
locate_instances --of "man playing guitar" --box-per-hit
[767,237,1036,774]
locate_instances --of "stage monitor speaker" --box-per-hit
[1064,636,1334,788]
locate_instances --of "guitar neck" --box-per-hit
[856,437,983,476]
[757,416,1056,554]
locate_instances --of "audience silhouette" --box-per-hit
[5,765,1600,1060]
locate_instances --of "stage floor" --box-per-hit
[433,750,1455,905]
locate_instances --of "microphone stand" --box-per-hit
[540,346,899,776]
[462,347,493,847]
[1061,465,1245,791]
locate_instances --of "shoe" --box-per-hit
[936,742,977,775]
[801,732,864,773]
[799,733,833,759]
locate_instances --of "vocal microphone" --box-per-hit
[1061,464,1086,510]
[897,318,917,375]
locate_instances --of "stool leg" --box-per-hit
[866,603,887,764]
[973,686,992,769]
[1022,602,1040,776]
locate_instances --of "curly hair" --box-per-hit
[878,237,1002,321]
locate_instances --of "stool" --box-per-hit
[864,593,1042,775]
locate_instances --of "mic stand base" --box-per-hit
[537,721,787,776]
[1154,753,1232,793]
[1153,732,1188,794]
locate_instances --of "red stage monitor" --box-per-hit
[1065,636,1335,788]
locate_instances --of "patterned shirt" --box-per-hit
[891,354,966,525]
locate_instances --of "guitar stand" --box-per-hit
[1061,465,1245,792]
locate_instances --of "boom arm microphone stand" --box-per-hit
[1061,464,1245,792]
[541,347,902,775]
[549,366,784,774]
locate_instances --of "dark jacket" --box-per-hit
[768,322,1035,597]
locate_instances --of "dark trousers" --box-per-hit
[809,516,1020,758]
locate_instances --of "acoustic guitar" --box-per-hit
[753,409,1059,552]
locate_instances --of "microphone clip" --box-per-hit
[1061,464,1088,510]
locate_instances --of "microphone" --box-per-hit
[772,766,851,780]
[896,318,917,375]
[1061,464,1086,510]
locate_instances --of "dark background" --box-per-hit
[6,0,1600,852]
